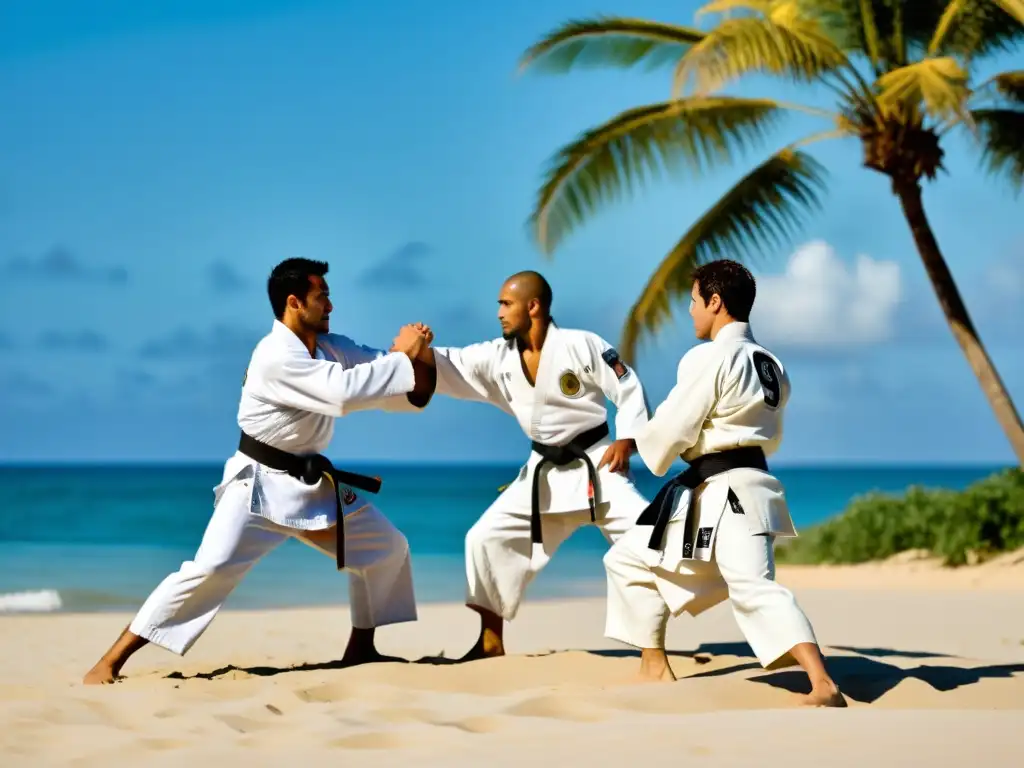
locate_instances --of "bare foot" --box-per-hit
[82,663,121,685]
[635,648,676,683]
[337,648,407,667]
[800,681,847,707]
[459,627,504,661]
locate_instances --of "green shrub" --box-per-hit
[775,469,1024,566]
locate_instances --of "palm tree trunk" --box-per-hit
[894,180,1024,466]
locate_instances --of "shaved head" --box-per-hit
[502,270,552,316]
[497,270,554,341]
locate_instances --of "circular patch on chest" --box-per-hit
[559,370,583,398]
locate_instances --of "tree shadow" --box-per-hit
[749,657,1024,704]
[828,645,953,660]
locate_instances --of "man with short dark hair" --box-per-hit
[412,270,653,660]
[602,259,846,707]
[83,257,436,684]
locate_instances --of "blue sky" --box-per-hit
[1,0,1021,465]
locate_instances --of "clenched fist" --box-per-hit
[392,324,428,360]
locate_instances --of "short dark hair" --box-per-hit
[692,259,756,322]
[267,257,329,319]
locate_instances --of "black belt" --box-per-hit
[237,431,383,570]
[636,446,768,558]
[529,422,610,547]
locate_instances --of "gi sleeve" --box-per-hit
[320,333,436,413]
[635,344,721,476]
[256,350,416,418]
[431,341,513,414]
[583,332,651,441]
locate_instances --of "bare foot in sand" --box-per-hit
[337,627,406,667]
[635,649,677,683]
[459,627,505,661]
[82,663,122,685]
[800,682,848,707]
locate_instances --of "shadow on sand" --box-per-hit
[165,642,1024,705]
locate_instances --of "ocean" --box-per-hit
[0,463,1006,614]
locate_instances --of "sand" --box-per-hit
[3,552,1024,766]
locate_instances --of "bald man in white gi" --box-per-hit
[83,257,437,684]
[602,259,846,707]
[412,270,653,660]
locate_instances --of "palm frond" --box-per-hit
[672,11,851,96]
[968,68,1024,194]
[619,149,828,363]
[971,107,1024,194]
[805,0,1024,66]
[518,17,705,75]
[972,69,1024,105]
[876,56,971,123]
[530,97,793,255]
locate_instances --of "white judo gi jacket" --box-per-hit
[219,320,427,531]
[431,324,651,517]
[634,322,797,565]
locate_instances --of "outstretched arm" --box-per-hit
[634,346,719,476]
[418,339,514,415]
[318,325,437,414]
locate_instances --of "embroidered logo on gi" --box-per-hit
[559,370,583,398]
[696,527,713,549]
[601,348,630,380]
[341,487,357,505]
[727,488,745,515]
[752,351,782,408]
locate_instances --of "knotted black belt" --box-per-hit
[529,422,610,547]
[636,446,768,558]
[237,431,382,570]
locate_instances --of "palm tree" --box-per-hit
[519,0,1024,464]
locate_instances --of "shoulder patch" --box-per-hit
[601,348,630,380]
[751,351,782,408]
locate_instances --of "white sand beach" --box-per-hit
[2,551,1024,767]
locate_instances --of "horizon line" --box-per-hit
[0,459,1014,470]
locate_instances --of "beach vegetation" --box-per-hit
[774,467,1024,565]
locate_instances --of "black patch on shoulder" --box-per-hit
[601,348,630,380]
[696,527,713,549]
[752,351,782,408]
[727,488,745,515]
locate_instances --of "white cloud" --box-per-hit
[751,240,902,348]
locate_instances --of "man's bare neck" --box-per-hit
[283,317,317,356]
[518,321,549,354]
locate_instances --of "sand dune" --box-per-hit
[2,561,1024,766]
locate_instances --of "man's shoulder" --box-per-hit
[557,327,611,350]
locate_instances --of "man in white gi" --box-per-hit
[411,271,653,660]
[601,259,846,707]
[83,257,437,685]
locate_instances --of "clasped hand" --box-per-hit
[391,322,434,359]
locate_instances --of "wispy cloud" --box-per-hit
[208,260,248,293]
[357,241,430,289]
[38,330,108,352]
[3,246,128,285]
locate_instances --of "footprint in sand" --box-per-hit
[328,731,409,750]
[504,694,608,722]
[435,715,506,734]
[213,713,280,734]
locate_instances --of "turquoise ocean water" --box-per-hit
[0,462,1006,613]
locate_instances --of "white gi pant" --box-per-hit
[128,477,416,656]
[465,468,650,621]
[603,488,817,668]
